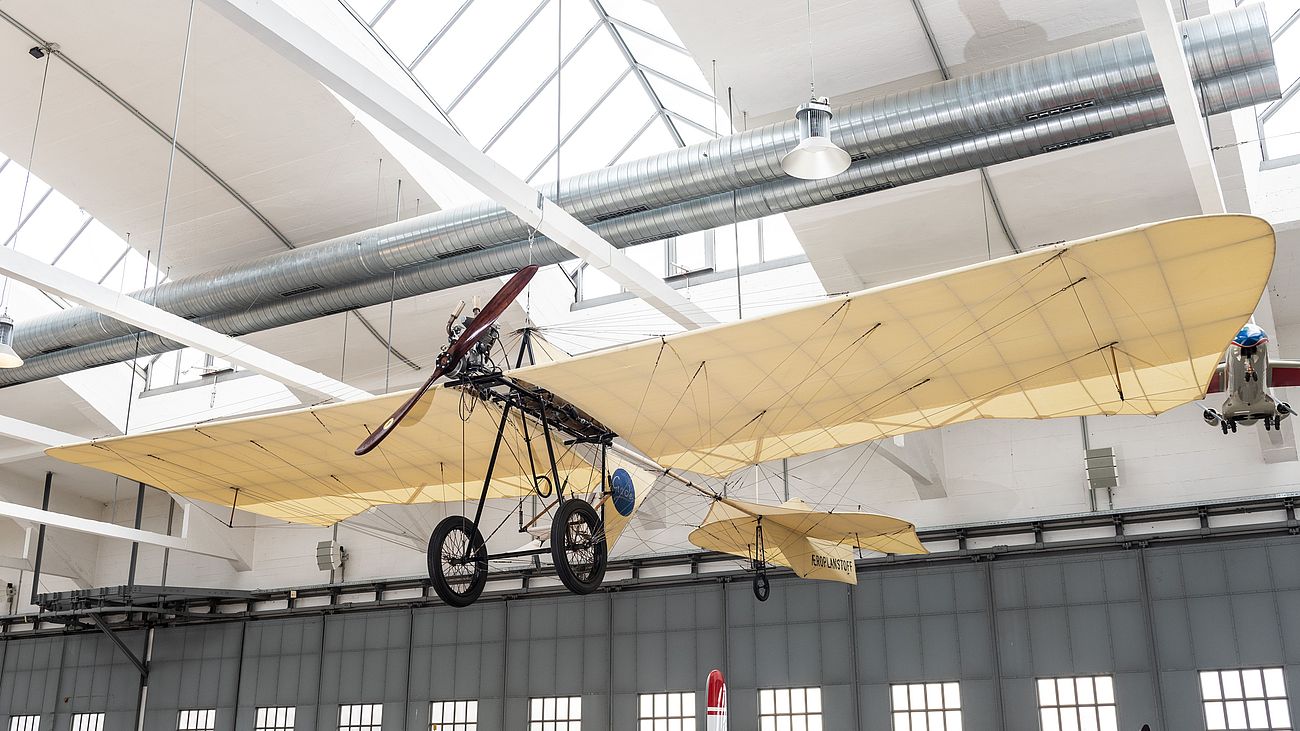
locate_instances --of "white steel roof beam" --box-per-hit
[1135,0,1226,214]
[0,246,369,403]
[206,0,717,331]
[0,499,242,567]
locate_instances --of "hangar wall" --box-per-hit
[4,534,1300,730]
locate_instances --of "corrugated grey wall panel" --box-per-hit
[5,535,1300,730]
[319,610,410,718]
[0,635,62,717]
[53,632,142,731]
[145,623,243,731]
[237,617,323,715]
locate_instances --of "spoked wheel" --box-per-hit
[550,498,608,594]
[428,515,488,608]
[753,570,771,602]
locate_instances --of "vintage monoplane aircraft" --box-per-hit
[47,214,1276,605]
[1202,323,1300,433]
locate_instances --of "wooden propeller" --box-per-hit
[354,265,539,456]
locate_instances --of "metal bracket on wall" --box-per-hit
[87,613,148,678]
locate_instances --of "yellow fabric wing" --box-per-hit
[517,215,1274,477]
[46,386,589,526]
[687,497,926,584]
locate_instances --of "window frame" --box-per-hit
[9,715,40,731]
[890,681,963,731]
[636,691,696,730]
[338,704,383,731]
[1034,675,1118,731]
[527,695,582,730]
[757,687,823,731]
[429,700,478,731]
[70,714,104,731]
[254,707,296,731]
[177,710,216,731]
[1199,666,1293,731]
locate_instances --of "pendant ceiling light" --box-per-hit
[780,0,851,180]
[0,314,22,369]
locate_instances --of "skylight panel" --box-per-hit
[531,73,652,182]
[600,0,686,44]
[414,0,544,103]
[645,74,721,134]
[620,33,707,92]
[612,115,676,165]
[0,164,49,238]
[372,0,463,66]
[452,7,593,145]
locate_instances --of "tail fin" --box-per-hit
[706,669,727,731]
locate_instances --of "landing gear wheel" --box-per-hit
[1222,420,1230,434]
[753,570,771,602]
[1230,420,1238,433]
[428,515,488,608]
[551,499,607,595]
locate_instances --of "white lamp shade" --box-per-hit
[780,135,851,180]
[0,344,20,369]
[0,315,20,369]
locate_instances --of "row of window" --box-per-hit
[5,669,1292,731]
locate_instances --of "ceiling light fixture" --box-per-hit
[780,0,850,180]
[0,314,23,368]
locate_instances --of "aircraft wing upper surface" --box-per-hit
[45,214,1274,525]
[517,215,1275,477]
[46,385,586,526]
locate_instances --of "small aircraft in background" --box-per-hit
[1202,324,1299,433]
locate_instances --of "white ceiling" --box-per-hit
[241,280,529,396]
[0,0,433,276]
[658,0,1165,123]
[788,125,1206,295]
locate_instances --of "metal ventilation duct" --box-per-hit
[0,6,1278,387]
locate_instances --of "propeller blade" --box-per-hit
[354,265,539,456]
[354,362,448,455]
[445,265,539,364]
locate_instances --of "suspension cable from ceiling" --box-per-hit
[0,42,53,312]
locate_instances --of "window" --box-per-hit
[1036,676,1117,731]
[146,348,237,391]
[430,701,477,731]
[255,708,296,731]
[1200,668,1293,730]
[339,705,382,731]
[1247,0,1300,163]
[575,215,805,302]
[758,687,822,731]
[528,696,581,731]
[891,682,962,730]
[638,692,696,730]
[71,715,103,731]
[178,711,215,731]
[9,716,39,731]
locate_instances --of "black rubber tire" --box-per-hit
[753,571,771,602]
[550,499,608,595]
[428,515,488,608]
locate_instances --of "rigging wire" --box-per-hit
[149,0,196,304]
[0,43,52,312]
[729,86,743,319]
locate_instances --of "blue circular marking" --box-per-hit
[1234,323,1268,348]
[611,468,635,517]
